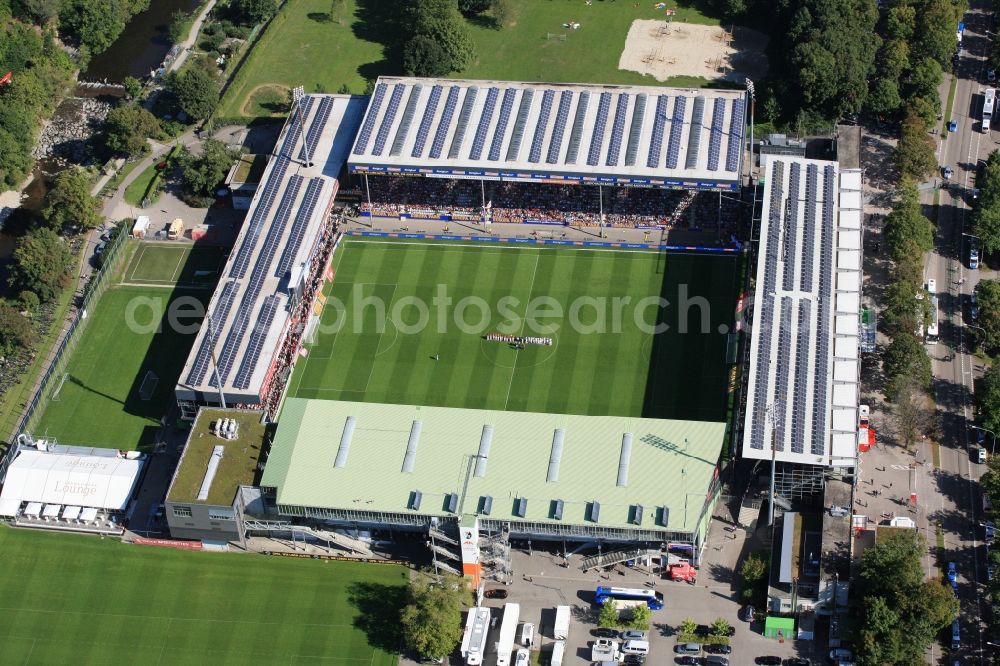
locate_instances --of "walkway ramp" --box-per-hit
[581,548,651,572]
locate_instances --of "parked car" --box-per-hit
[593,627,619,638]
[620,630,647,640]
[989,565,996,581]
[783,659,811,666]
[705,644,733,654]
[830,648,854,661]
[95,241,107,255]
[623,655,646,665]
[484,588,508,599]
[739,605,755,622]
[514,648,529,666]
[948,120,958,132]
[675,657,702,666]
[675,643,703,654]
[944,165,955,179]
[755,657,782,665]
[948,561,958,584]
[989,68,997,82]
[970,247,980,269]
[984,521,995,542]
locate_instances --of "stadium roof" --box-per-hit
[741,158,862,467]
[0,448,143,511]
[348,76,746,190]
[167,409,266,506]
[176,94,366,404]
[262,398,726,534]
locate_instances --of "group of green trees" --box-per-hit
[400,574,467,661]
[401,0,477,77]
[973,151,1000,255]
[855,530,958,665]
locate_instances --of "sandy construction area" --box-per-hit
[619,19,768,83]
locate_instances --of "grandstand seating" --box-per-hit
[448,87,479,159]
[546,90,573,164]
[624,94,646,167]
[372,83,405,156]
[470,87,500,161]
[187,280,239,386]
[666,96,687,169]
[233,295,282,390]
[707,98,725,171]
[725,98,745,172]
[274,178,324,278]
[586,92,613,166]
[646,95,669,168]
[684,97,705,170]
[389,84,423,157]
[429,86,461,159]
[528,90,556,163]
[411,85,443,158]
[564,91,590,164]
[506,89,534,162]
[352,83,386,154]
[605,93,630,167]
[299,96,333,163]
[488,88,518,161]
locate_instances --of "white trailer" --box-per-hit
[462,607,490,666]
[495,602,520,666]
[553,605,571,640]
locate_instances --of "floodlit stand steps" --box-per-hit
[580,547,655,572]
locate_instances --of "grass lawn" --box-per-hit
[122,243,228,286]
[123,161,162,207]
[289,239,738,422]
[219,0,721,121]
[0,528,404,665]
[33,285,206,450]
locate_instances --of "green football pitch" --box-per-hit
[0,528,403,665]
[289,240,738,422]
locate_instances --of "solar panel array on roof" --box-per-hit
[372,83,405,156]
[300,96,333,162]
[506,89,534,161]
[488,88,517,161]
[587,92,613,166]
[448,86,478,159]
[647,95,669,168]
[707,98,725,171]
[352,82,386,154]
[273,178,324,278]
[605,93,630,167]
[469,87,499,161]
[564,91,589,164]
[624,94,646,167]
[230,157,291,279]
[791,299,812,453]
[666,96,687,169]
[411,85,442,158]
[389,84,422,157]
[546,90,573,164]
[773,297,793,451]
[811,165,836,455]
[280,96,313,160]
[799,163,818,291]
[429,86,460,159]
[233,295,281,389]
[187,280,238,386]
[684,96,705,170]
[529,90,556,163]
[726,98,745,172]
[781,162,801,291]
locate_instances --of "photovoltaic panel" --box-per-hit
[488,88,518,161]
[546,90,574,164]
[811,165,836,456]
[448,87,479,159]
[505,89,534,162]
[707,98,725,171]
[774,297,793,451]
[279,96,313,160]
[469,87,500,160]
[274,178,324,278]
[229,156,291,279]
[411,85,442,158]
[186,280,238,386]
[371,83,405,156]
[233,295,282,390]
[623,94,646,167]
[725,97,746,172]
[665,96,687,169]
[299,96,333,162]
[781,162,801,292]
[684,96,705,170]
[528,90,556,163]
[429,86,461,159]
[605,93,630,167]
[799,164,819,291]
[352,83,386,154]
[564,91,589,164]
[388,84,422,157]
[586,92,613,166]
[791,299,812,453]
[646,95,669,168]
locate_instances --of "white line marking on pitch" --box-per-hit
[502,252,541,411]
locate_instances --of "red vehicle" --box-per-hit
[484,588,508,599]
[668,562,697,582]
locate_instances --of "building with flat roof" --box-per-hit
[175,94,366,415]
[741,157,863,479]
[165,408,266,542]
[262,398,725,550]
[349,76,746,191]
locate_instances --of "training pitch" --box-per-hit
[0,528,404,665]
[289,240,738,422]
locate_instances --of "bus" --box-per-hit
[594,586,665,610]
[926,294,939,344]
[984,88,996,132]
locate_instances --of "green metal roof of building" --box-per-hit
[263,398,726,533]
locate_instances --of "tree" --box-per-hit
[400,576,465,660]
[974,150,1000,254]
[882,277,926,339]
[904,56,943,102]
[976,280,1000,352]
[14,0,60,22]
[888,375,935,448]
[857,596,904,665]
[103,104,161,156]
[403,35,451,77]
[458,0,491,14]
[407,0,475,73]
[981,450,1000,506]
[491,0,511,29]
[867,77,902,116]
[895,112,938,181]
[18,290,39,312]
[598,599,619,628]
[740,553,766,584]
[178,139,237,197]
[978,361,1000,438]
[885,5,916,40]
[711,617,733,637]
[166,66,219,121]
[916,0,960,68]
[0,301,32,357]
[883,332,932,394]
[122,75,142,101]
[627,604,651,630]
[233,0,277,25]
[680,617,698,637]
[8,227,72,302]
[168,8,188,43]
[884,182,935,255]
[43,166,101,230]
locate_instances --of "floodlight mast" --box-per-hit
[207,313,227,409]
[292,86,312,167]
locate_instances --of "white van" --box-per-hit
[520,622,534,647]
[621,640,650,655]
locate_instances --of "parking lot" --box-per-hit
[462,515,815,666]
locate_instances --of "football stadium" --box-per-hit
[171,76,749,572]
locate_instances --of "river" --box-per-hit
[83,0,201,83]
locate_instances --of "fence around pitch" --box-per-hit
[8,225,130,442]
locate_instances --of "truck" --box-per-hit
[590,639,619,662]
[167,218,184,240]
[669,561,697,581]
[495,603,520,666]
[550,640,565,666]
[553,605,570,640]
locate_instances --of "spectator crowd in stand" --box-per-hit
[356,175,739,231]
